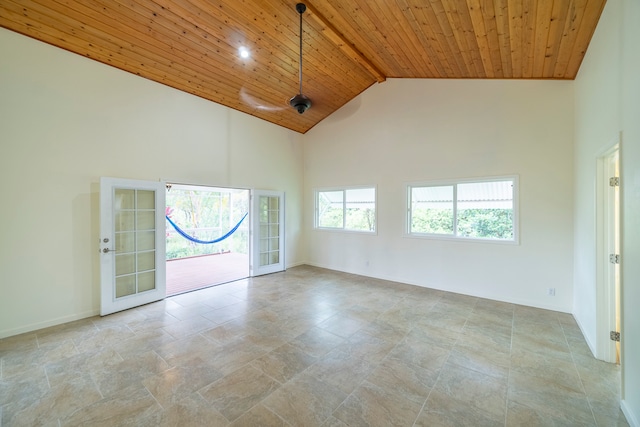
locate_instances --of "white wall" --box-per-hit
[0,28,304,339]
[620,0,640,422]
[574,0,640,423]
[572,0,622,356]
[304,78,574,312]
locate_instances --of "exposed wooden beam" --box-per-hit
[304,2,386,83]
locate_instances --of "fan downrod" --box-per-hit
[290,2,311,114]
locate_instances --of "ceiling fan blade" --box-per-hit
[239,87,286,112]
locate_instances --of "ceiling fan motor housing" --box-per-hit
[290,93,311,114]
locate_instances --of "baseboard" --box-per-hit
[302,262,571,313]
[0,309,99,340]
[622,400,639,427]
[573,312,598,357]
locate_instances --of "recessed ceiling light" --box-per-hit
[238,46,250,59]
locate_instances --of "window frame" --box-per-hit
[405,175,519,244]
[314,185,377,234]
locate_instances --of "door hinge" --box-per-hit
[609,177,620,187]
[609,254,620,264]
[610,331,621,342]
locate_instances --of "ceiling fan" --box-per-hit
[289,3,311,114]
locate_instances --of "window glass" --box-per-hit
[456,180,514,239]
[408,177,516,242]
[345,188,376,232]
[318,190,344,228]
[316,187,376,233]
[410,185,454,235]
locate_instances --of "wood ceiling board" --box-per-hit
[0,0,607,133]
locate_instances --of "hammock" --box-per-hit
[166,212,248,244]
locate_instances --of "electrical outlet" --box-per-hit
[547,288,556,296]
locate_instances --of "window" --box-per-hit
[316,187,376,232]
[408,177,517,242]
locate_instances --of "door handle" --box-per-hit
[102,248,117,253]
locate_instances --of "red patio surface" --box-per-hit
[165,252,249,296]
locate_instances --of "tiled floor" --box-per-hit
[0,266,629,426]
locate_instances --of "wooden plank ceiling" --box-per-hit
[1,0,606,134]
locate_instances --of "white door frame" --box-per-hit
[595,138,620,363]
[100,177,166,315]
[250,190,285,276]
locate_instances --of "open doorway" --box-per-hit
[165,184,250,296]
[596,141,621,363]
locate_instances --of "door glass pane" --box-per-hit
[115,189,135,210]
[116,275,136,298]
[116,254,136,276]
[116,232,135,252]
[137,231,155,251]
[113,187,157,300]
[269,238,279,251]
[269,197,279,210]
[115,212,135,232]
[137,190,155,209]
[258,195,280,267]
[260,253,269,266]
[137,251,155,271]
[138,271,155,292]
[137,211,155,230]
[269,252,279,264]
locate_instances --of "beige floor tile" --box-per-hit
[228,403,288,427]
[1,338,78,379]
[3,374,102,426]
[139,392,229,426]
[45,347,123,388]
[142,360,224,408]
[433,363,508,420]
[305,349,376,394]
[251,343,317,383]
[446,344,510,379]
[289,327,346,357]
[59,384,161,427]
[332,380,425,426]
[91,349,170,397]
[262,373,347,426]
[365,356,436,405]
[388,336,451,372]
[317,313,368,338]
[506,399,595,427]
[0,266,626,427]
[510,348,584,393]
[508,370,596,425]
[416,388,503,427]
[200,364,280,422]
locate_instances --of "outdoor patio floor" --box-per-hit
[165,252,249,296]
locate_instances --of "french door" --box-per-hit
[251,190,285,276]
[100,177,166,315]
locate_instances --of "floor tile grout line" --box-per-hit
[504,305,516,427]
[562,316,600,426]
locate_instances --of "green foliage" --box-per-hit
[411,208,513,239]
[411,208,453,234]
[165,189,249,260]
[318,207,376,231]
[457,209,513,239]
